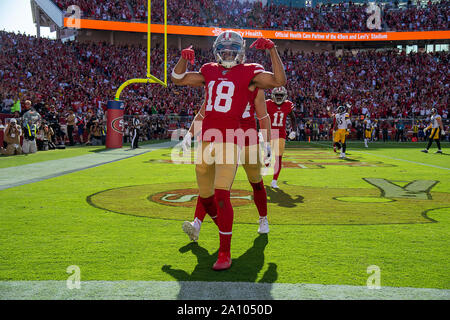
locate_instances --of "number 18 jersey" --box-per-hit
[199,62,265,142]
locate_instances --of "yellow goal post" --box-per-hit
[114,0,168,101]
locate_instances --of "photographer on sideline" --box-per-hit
[1,119,23,156]
[22,100,42,154]
[88,119,103,146]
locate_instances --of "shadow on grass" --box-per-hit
[266,186,303,208]
[162,234,277,299]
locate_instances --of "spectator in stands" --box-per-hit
[66,110,76,146]
[2,94,14,113]
[53,0,450,32]
[381,120,390,142]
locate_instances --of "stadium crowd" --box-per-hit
[0,29,448,151]
[55,0,450,32]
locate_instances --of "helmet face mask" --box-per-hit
[431,108,437,115]
[213,31,245,68]
[337,106,345,114]
[271,87,287,105]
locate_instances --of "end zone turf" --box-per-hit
[0,141,449,299]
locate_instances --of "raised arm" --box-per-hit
[170,46,205,87]
[249,38,286,89]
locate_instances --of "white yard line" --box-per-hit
[0,141,177,190]
[0,280,448,300]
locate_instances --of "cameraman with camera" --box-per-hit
[22,100,42,154]
[1,118,23,156]
[88,119,103,146]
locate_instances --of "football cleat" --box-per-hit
[421,149,429,153]
[340,152,346,159]
[182,221,200,242]
[258,216,270,234]
[271,180,279,189]
[212,251,232,271]
[435,150,443,154]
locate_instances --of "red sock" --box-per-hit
[250,180,267,217]
[194,197,207,222]
[215,189,233,253]
[273,155,283,181]
[198,195,219,226]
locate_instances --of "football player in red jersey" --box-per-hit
[266,86,297,189]
[171,31,286,271]
[181,88,272,239]
[238,88,272,234]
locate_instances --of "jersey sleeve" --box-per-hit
[252,63,265,75]
[345,113,351,125]
[199,63,213,78]
[287,101,294,112]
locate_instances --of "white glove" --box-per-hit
[182,132,192,152]
[258,131,264,143]
[288,131,296,140]
[263,142,271,167]
[441,130,446,136]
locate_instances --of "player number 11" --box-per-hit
[272,112,284,127]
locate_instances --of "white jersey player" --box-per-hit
[333,106,352,159]
[421,108,445,153]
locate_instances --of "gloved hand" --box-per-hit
[441,130,446,136]
[181,45,195,65]
[182,132,192,152]
[288,131,296,140]
[263,142,272,167]
[250,38,275,50]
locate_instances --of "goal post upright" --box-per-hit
[107,0,168,148]
[114,0,168,101]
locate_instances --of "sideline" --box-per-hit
[0,141,177,190]
[0,280,448,300]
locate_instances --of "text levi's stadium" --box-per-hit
[0,0,449,309]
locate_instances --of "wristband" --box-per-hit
[171,69,186,80]
[257,114,269,121]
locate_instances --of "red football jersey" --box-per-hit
[238,88,259,146]
[200,62,265,143]
[240,88,259,131]
[267,99,294,139]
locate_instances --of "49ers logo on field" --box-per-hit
[111,117,124,134]
[151,189,253,207]
[86,180,449,225]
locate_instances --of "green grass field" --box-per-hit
[0,140,449,299]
